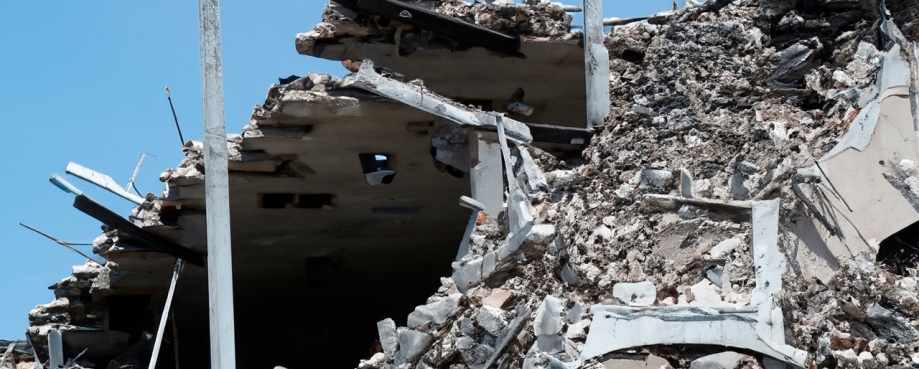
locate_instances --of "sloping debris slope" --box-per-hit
[355,1,919,369]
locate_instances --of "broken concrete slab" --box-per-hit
[581,305,807,367]
[603,354,670,369]
[340,60,532,144]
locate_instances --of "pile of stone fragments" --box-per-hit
[9,0,919,368]
[353,1,919,369]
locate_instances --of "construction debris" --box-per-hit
[7,0,919,368]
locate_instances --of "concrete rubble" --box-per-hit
[7,0,919,368]
[341,0,919,368]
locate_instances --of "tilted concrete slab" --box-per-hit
[582,200,809,368]
[339,60,532,144]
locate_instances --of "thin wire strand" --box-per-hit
[19,223,104,266]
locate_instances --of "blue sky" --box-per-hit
[0,0,672,340]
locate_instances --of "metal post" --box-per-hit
[125,153,148,192]
[148,260,183,369]
[583,0,610,128]
[198,1,237,368]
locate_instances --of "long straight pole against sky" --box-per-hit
[198,0,237,368]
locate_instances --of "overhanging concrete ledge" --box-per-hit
[339,60,533,144]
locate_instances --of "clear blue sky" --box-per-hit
[0,0,672,340]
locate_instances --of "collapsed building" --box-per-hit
[4,0,919,368]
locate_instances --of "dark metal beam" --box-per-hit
[355,0,524,58]
[72,194,205,266]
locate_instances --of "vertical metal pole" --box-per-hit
[583,0,610,128]
[198,1,237,368]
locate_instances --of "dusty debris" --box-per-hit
[12,0,919,368]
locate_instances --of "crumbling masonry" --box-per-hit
[5,0,919,368]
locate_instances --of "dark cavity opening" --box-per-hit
[260,193,295,209]
[877,221,919,274]
[621,49,645,64]
[359,153,396,185]
[259,193,336,209]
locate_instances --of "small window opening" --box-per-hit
[261,193,295,209]
[297,194,335,209]
[359,153,396,185]
[877,221,919,275]
[259,193,335,209]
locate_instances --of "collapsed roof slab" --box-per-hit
[297,4,587,127]
[133,78,473,367]
[312,42,587,127]
[339,59,533,143]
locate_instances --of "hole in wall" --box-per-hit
[877,221,919,275]
[259,193,336,209]
[359,153,397,185]
[260,193,295,209]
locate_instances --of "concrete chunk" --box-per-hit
[407,294,461,330]
[475,305,508,335]
[612,281,656,306]
[639,169,674,190]
[689,351,752,369]
[603,354,670,369]
[377,318,399,356]
[482,289,514,309]
[397,329,434,363]
[452,257,483,293]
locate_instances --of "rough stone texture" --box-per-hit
[689,351,752,369]
[16,0,919,368]
[612,281,657,306]
[351,1,919,368]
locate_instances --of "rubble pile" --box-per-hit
[25,261,114,362]
[296,0,575,56]
[419,0,574,38]
[0,340,36,369]
[353,1,919,368]
[10,0,919,368]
